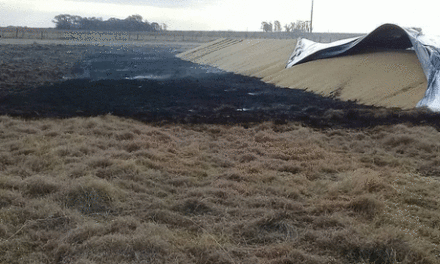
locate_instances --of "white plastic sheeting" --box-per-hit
[286,24,440,111]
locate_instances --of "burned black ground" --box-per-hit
[1,45,439,130]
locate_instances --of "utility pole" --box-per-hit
[310,0,314,32]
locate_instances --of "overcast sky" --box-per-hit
[1,0,440,34]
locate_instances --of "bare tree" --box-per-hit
[285,20,311,33]
[261,21,267,32]
[261,21,273,32]
[273,20,282,32]
[305,21,311,33]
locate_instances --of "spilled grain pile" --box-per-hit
[178,39,427,109]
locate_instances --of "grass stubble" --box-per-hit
[0,114,440,263]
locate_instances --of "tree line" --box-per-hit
[261,20,311,33]
[52,14,167,31]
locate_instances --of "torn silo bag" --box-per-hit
[286,24,440,112]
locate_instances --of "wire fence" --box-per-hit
[0,27,364,43]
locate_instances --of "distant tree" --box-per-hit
[303,21,311,32]
[261,22,266,32]
[274,20,282,32]
[125,14,143,23]
[160,23,168,31]
[71,15,83,29]
[81,17,102,30]
[124,15,144,31]
[52,14,164,31]
[285,20,311,33]
[261,21,273,32]
[52,14,73,29]
[151,22,161,31]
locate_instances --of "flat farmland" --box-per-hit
[1,40,440,264]
[0,27,363,43]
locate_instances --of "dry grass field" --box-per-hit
[1,40,440,263]
[1,116,440,263]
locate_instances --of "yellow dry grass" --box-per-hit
[1,115,440,263]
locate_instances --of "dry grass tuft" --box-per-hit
[22,175,59,197]
[1,116,440,263]
[348,194,385,220]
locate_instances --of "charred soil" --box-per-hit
[1,43,439,130]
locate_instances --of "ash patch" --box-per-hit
[1,46,440,130]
